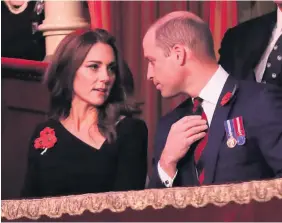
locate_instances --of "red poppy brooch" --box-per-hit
[34,127,57,155]
[220,84,238,106]
[220,91,232,106]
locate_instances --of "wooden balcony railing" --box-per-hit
[2,178,282,221]
[2,57,47,81]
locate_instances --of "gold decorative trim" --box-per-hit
[2,178,282,220]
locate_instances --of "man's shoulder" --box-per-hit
[236,79,282,104]
[237,79,266,95]
[238,79,263,88]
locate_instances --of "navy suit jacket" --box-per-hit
[149,76,282,188]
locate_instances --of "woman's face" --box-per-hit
[73,42,117,107]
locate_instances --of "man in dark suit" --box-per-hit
[142,11,282,188]
[219,2,281,86]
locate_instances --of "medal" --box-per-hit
[233,116,246,145]
[237,135,246,145]
[227,136,237,148]
[224,119,237,148]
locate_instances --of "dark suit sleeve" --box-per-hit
[148,120,168,189]
[252,85,282,177]
[218,28,235,74]
[21,125,42,198]
[113,119,148,191]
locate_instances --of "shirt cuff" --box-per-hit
[157,161,178,187]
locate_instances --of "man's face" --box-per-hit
[143,31,185,98]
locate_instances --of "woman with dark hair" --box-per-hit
[21,29,148,198]
[120,61,135,96]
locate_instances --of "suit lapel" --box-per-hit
[174,98,200,186]
[203,77,239,184]
[175,98,193,118]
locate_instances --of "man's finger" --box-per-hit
[179,115,202,123]
[180,119,207,131]
[185,124,208,138]
[186,132,206,145]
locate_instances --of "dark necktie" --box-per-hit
[262,34,282,85]
[192,97,208,185]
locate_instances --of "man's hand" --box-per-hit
[159,115,208,178]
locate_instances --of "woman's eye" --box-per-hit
[108,66,117,75]
[89,64,99,70]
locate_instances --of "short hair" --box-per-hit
[155,16,216,59]
[44,28,141,143]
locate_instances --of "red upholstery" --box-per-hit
[1,57,48,74]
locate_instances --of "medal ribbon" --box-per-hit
[224,119,236,139]
[233,116,246,138]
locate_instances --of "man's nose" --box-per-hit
[147,66,153,81]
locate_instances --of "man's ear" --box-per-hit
[171,44,187,66]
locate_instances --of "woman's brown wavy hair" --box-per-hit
[44,28,142,143]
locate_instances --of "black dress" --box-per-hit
[21,117,148,198]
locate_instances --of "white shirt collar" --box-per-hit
[198,65,229,105]
[277,7,282,31]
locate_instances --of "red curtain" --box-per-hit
[87,1,111,31]
[208,1,238,58]
[87,1,238,174]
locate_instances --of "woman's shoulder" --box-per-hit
[117,116,148,134]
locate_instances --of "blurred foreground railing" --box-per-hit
[2,178,282,221]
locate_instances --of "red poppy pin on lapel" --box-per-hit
[34,127,57,155]
[220,92,232,106]
[220,84,238,106]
